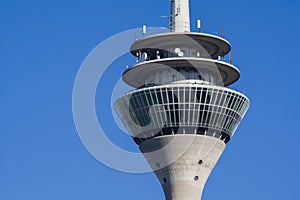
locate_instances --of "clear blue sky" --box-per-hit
[1,0,300,199]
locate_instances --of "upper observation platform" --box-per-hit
[130,32,231,60]
[123,57,240,88]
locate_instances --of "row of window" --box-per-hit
[127,107,240,136]
[115,85,249,138]
[126,86,248,115]
[144,68,218,86]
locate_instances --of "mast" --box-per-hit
[170,0,190,32]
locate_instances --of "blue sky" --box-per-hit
[1,0,300,199]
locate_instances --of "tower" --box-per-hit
[114,0,249,199]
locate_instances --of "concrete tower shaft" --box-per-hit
[170,0,190,32]
[140,135,225,200]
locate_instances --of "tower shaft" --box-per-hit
[140,135,225,200]
[170,0,190,32]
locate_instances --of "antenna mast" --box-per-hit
[170,0,190,32]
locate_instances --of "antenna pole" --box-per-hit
[221,26,224,38]
[197,19,202,32]
[170,0,190,32]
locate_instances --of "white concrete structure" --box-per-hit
[170,0,190,32]
[115,0,249,199]
[140,135,225,200]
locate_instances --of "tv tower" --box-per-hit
[115,0,249,199]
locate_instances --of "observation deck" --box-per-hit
[131,32,231,59]
[115,83,249,145]
[117,28,248,144]
[123,57,240,87]
[124,31,239,89]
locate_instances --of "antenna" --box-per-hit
[170,0,190,32]
[161,15,172,30]
[142,25,147,37]
[156,50,161,59]
[197,20,202,32]
[142,52,148,61]
[221,26,224,38]
[175,48,181,54]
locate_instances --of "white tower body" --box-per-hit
[140,135,225,200]
[170,0,190,32]
[114,0,249,199]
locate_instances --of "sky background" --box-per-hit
[1,0,300,199]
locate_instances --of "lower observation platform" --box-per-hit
[123,58,240,87]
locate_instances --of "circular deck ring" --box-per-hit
[131,32,231,59]
[123,57,240,87]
